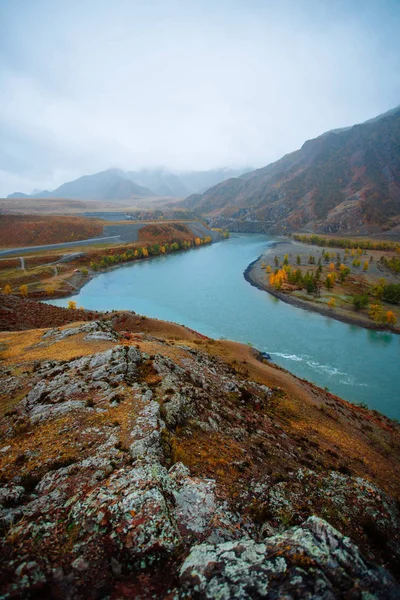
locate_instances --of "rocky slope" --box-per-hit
[183,106,400,236]
[0,306,400,598]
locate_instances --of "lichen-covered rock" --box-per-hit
[129,392,165,462]
[69,464,181,565]
[179,516,400,599]
[174,477,216,537]
[42,321,116,343]
[266,468,400,569]
[17,345,142,423]
[1,318,400,599]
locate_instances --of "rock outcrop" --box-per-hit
[1,319,400,598]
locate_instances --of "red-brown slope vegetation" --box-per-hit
[0,215,104,248]
[0,293,98,331]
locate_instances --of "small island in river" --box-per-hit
[245,234,400,334]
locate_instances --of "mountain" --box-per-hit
[6,168,250,202]
[124,167,251,197]
[6,192,29,199]
[7,169,155,201]
[183,106,400,235]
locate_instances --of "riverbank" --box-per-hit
[27,232,400,418]
[0,222,221,302]
[244,238,400,334]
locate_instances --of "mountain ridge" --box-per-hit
[183,106,400,235]
[7,167,251,202]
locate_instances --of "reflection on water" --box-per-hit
[367,330,394,346]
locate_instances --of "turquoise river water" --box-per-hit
[48,234,400,419]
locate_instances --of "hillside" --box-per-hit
[0,297,400,597]
[0,215,105,248]
[183,106,400,236]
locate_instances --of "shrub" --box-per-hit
[352,294,369,311]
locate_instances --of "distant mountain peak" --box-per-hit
[6,167,251,201]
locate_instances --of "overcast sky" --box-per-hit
[1,0,399,196]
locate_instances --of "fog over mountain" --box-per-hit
[6,167,251,201]
[1,0,400,197]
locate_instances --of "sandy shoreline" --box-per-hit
[244,239,400,334]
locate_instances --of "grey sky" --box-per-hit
[1,0,399,196]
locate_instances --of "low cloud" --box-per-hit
[1,0,399,195]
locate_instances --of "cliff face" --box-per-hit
[1,307,400,598]
[183,107,400,236]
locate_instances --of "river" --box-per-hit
[48,234,400,419]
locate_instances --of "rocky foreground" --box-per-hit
[1,307,400,598]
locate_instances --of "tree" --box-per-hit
[269,269,287,291]
[266,265,271,273]
[328,297,336,310]
[386,310,397,326]
[373,278,386,300]
[20,284,28,297]
[68,300,77,310]
[369,303,384,322]
[296,255,301,265]
[313,278,322,298]
[4,284,12,295]
[363,261,369,272]
[194,237,201,246]
[283,254,289,266]
[325,274,334,289]
[353,294,369,311]
[339,264,350,283]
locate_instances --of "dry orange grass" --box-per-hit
[0,325,115,365]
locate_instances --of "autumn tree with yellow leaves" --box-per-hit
[327,297,336,310]
[269,269,288,291]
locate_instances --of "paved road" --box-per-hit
[0,221,220,258]
[0,236,121,258]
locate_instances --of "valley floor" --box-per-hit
[0,219,219,301]
[246,238,400,334]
